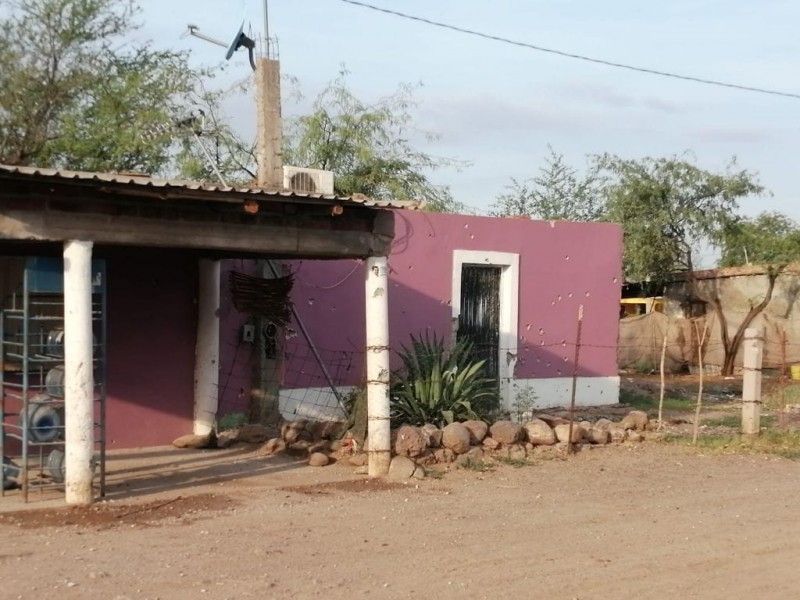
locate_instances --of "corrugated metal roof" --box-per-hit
[0,164,422,210]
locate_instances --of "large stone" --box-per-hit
[172,434,211,449]
[462,420,489,444]
[388,456,417,480]
[421,423,443,448]
[415,450,437,467]
[620,410,649,432]
[349,453,368,467]
[412,466,427,480]
[238,424,273,444]
[258,437,287,456]
[434,448,456,463]
[587,426,610,445]
[215,429,239,449]
[490,421,524,445]
[554,423,582,444]
[441,422,471,454]
[626,430,645,443]
[394,425,428,458]
[608,426,626,443]
[482,436,501,450]
[280,420,308,445]
[508,443,528,461]
[523,419,556,446]
[594,418,614,431]
[537,414,570,428]
[465,446,485,461]
[308,452,330,467]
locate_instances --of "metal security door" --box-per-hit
[458,265,501,384]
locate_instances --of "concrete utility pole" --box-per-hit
[741,327,763,434]
[365,257,391,476]
[255,56,283,189]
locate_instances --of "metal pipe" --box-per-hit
[187,26,227,48]
[191,132,229,187]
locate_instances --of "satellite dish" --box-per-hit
[186,21,257,71]
[224,21,256,70]
[225,21,246,60]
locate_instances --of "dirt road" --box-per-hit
[1,443,799,599]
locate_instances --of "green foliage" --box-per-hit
[425,468,445,479]
[492,146,603,221]
[284,70,468,212]
[598,154,763,283]
[511,383,537,423]
[342,385,368,442]
[216,412,248,431]
[717,211,800,267]
[390,333,497,427]
[457,457,492,472]
[170,76,260,185]
[0,0,195,172]
[619,388,693,412]
[666,429,800,460]
[494,456,529,468]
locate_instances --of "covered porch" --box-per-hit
[0,165,411,504]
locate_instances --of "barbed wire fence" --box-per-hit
[254,311,800,427]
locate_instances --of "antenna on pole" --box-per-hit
[186,22,256,71]
[263,0,270,42]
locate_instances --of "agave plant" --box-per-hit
[390,332,498,427]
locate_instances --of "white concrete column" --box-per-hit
[194,259,221,435]
[365,256,391,476]
[63,240,95,505]
[741,327,763,435]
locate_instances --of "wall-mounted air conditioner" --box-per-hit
[283,166,335,195]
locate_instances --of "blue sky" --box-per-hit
[138,0,798,228]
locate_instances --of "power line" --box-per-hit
[339,0,800,101]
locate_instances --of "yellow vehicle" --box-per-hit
[620,297,664,318]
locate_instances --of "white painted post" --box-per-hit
[365,256,390,476]
[63,240,95,505]
[194,259,221,435]
[741,327,763,435]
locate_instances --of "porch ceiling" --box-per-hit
[0,165,415,258]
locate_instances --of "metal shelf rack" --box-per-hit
[0,257,107,501]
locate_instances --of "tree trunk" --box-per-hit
[720,268,782,375]
[685,256,783,377]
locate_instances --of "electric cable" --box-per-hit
[340,0,800,101]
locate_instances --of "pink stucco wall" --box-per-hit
[218,211,622,417]
[287,212,622,383]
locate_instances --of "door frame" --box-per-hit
[451,250,519,409]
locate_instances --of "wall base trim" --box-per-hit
[509,376,620,411]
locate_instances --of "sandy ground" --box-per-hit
[1,442,800,600]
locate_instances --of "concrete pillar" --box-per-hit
[63,240,95,505]
[255,58,283,189]
[741,327,763,435]
[365,256,390,476]
[193,259,221,435]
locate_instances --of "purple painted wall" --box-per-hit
[102,249,197,448]
[218,211,622,415]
